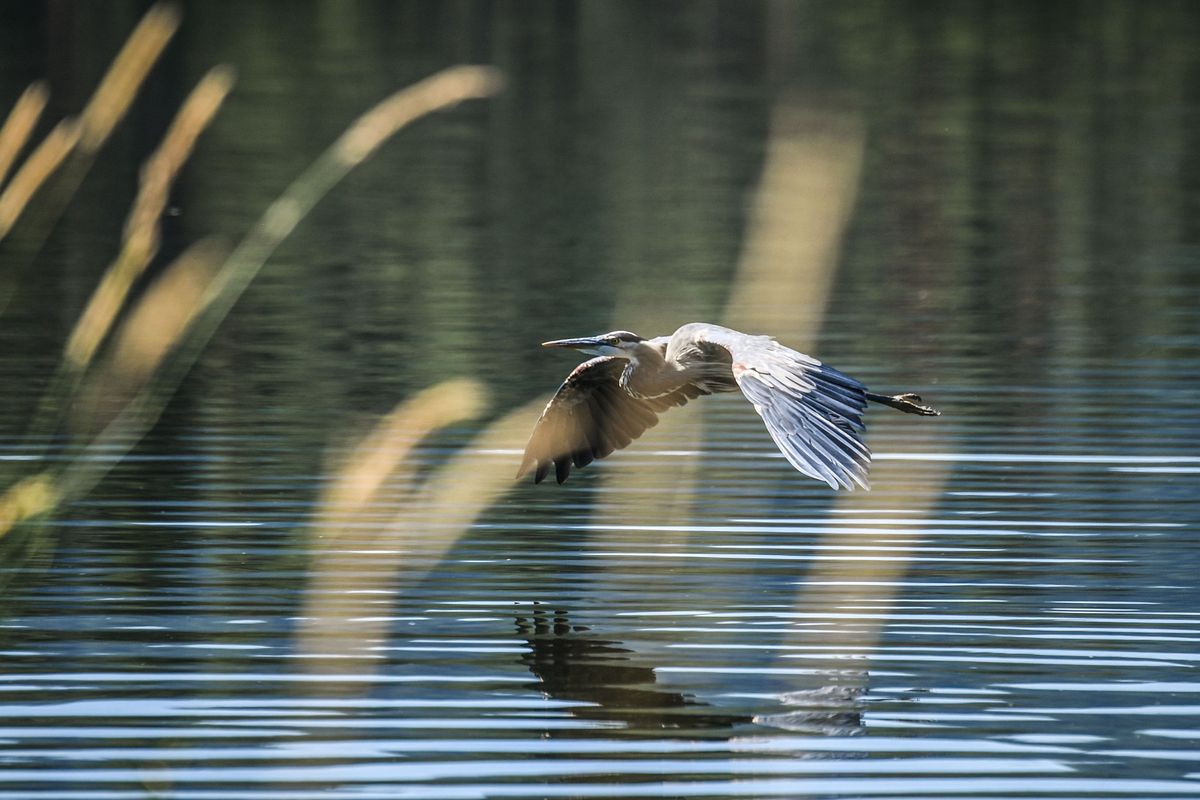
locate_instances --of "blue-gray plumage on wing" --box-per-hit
[519,323,939,490]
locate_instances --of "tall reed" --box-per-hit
[0,4,503,546]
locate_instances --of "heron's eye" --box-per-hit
[607,337,621,346]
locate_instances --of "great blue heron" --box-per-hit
[518,323,939,490]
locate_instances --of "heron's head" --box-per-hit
[542,330,645,359]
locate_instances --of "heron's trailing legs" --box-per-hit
[865,391,941,416]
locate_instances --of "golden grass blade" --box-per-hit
[0,473,58,541]
[100,241,223,383]
[315,379,488,538]
[65,66,235,371]
[297,397,542,686]
[334,66,502,163]
[409,398,544,544]
[0,119,80,240]
[78,3,181,153]
[57,240,225,500]
[49,67,500,504]
[0,1,179,294]
[781,428,953,691]
[724,104,864,341]
[299,380,490,675]
[204,66,503,307]
[0,81,49,189]
[121,65,234,256]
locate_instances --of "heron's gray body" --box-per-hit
[620,324,741,399]
[520,323,938,490]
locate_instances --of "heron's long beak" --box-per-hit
[541,336,605,350]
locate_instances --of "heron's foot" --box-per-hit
[891,393,940,416]
[866,390,941,416]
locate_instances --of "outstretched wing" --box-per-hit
[519,356,704,484]
[693,326,871,490]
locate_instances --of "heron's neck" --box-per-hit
[619,349,684,399]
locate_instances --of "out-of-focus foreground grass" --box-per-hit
[0,4,508,567]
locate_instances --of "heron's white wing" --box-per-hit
[518,356,704,484]
[702,330,871,490]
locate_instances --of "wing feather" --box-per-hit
[690,326,872,490]
[518,356,699,484]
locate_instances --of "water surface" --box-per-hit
[1,2,1199,798]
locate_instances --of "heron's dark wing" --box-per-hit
[519,356,703,484]
[697,329,871,490]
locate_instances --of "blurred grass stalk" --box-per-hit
[54,65,502,510]
[594,93,951,700]
[299,381,486,671]
[0,3,179,247]
[23,65,236,465]
[0,82,49,191]
[76,4,182,154]
[64,240,226,459]
[64,66,236,372]
[784,437,952,678]
[0,2,503,541]
[59,66,501,497]
[0,119,80,241]
[299,392,545,682]
[723,104,864,341]
[314,380,490,539]
[733,101,953,689]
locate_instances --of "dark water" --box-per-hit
[1,2,1199,798]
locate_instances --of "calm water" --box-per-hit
[1,2,1199,798]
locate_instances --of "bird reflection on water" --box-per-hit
[521,323,939,489]
[515,604,864,737]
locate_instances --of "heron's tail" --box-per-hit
[865,391,940,416]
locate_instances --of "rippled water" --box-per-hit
[2,2,1200,798]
